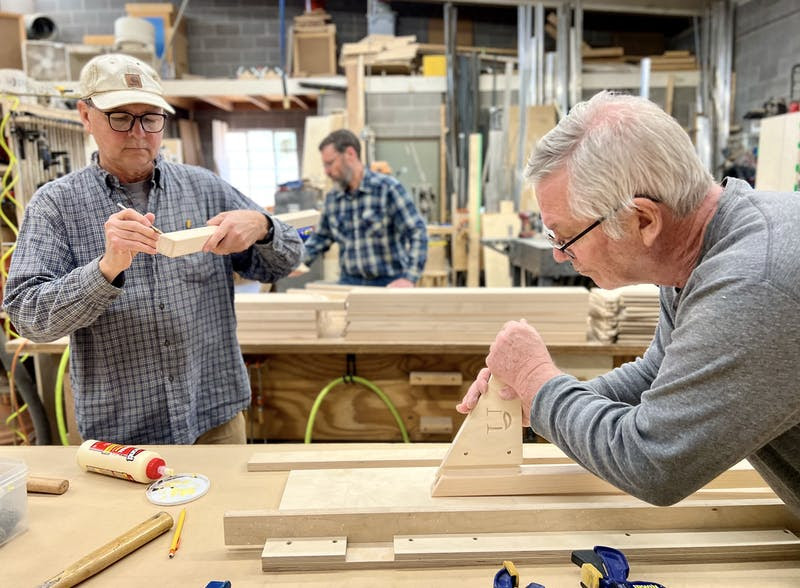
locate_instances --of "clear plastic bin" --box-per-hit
[0,458,28,547]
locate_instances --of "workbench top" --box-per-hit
[2,444,800,587]
[6,336,647,357]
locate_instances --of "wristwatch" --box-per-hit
[262,216,275,243]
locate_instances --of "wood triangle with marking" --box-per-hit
[431,376,620,497]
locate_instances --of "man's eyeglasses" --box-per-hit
[544,194,660,259]
[86,100,167,133]
[544,218,603,259]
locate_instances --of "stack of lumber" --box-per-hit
[582,46,627,63]
[617,284,660,343]
[344,287,589,344]
[234,293,345,343]
[293,9,332,30]
[340,35,419,73]
[627,50,698,71]
[588,285,660,344]
[587,288,621,343]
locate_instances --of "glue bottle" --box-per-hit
[76,439,174,483]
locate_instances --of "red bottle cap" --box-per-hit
[146,457,167,480]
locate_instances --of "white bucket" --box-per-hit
[113,17,156,53]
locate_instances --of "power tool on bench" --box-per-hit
[571,546,666,588]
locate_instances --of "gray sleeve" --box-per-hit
[531,276,800,506]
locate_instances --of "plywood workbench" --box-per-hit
[7,337,645,443]
[2,444,800,587]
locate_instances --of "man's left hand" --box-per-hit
[387,278,414,288]
[203,210,270,255]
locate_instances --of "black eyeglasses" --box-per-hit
[544,194,660,259]
[86,100,167,133]
[544,218,604,259]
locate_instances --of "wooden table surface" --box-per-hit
[2,444,800,587]
[6,336,647,357]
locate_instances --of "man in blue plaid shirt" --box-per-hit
[303,129,428,287]
[3,54,303,445]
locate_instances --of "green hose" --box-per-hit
[54,345,70,446]
[304,375,410,443]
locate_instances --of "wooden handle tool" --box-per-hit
[38,511,174,588]
[27,476,69,495]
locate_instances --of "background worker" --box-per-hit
[302,129,428,287]
[3,54,303,445]
[457,91,800,517]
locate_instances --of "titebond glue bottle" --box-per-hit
[76,439,174,483]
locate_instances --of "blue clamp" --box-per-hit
[571,546,666,588]
[493,560,546,588]
[204,582,232,588]
[296,225,314,241]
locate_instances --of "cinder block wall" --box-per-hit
[34,0,366,78]
[734,0,800,121]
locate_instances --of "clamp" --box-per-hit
[493,560,546,588]
[571,546,666,588]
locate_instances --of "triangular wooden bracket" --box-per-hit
[432,376,523,496]
[431,376,620,497]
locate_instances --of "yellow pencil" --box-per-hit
[168,508,186,558]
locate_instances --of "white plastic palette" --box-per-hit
[146,473,210,506]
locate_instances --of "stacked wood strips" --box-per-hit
[293,9,332,30]
[344,287,589,344]
[340,35,419,73]
[588,285,660,344]
[234,293,345,343]
[633,50,698,71]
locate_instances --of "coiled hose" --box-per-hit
[304,375,410,443]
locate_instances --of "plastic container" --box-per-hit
[0,458,28,547]
[76,440,173,484]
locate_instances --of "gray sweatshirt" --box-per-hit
[532,178,800,516]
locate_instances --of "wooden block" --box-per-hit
[0,12,25,70]
[392,529,800,565]
[157,226,217,257]
[262,536,347,568]
[409,372,462,386]
[226,493,792,548]
[275,209,320,229]
[82,35,115,47]
[247,443,573,472]
[419,416,453,435]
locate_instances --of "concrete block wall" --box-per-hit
[34,0,368,78]
[734,0,800,121]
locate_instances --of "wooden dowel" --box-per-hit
[38,511,173,588]
[27,476,69,495]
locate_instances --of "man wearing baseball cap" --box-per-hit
[4,54,303,445]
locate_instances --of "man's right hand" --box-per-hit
[99,208,159,282]
[456,320,563,427]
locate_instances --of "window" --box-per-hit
[221,129,299,208]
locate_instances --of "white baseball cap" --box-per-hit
[79,53,175,114]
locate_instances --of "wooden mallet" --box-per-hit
[38,511,174,588]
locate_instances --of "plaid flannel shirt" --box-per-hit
[303,170,427,282]
[3,155,302,444]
